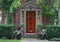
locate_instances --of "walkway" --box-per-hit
[21,38,50,42]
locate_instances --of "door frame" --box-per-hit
[20,9,42,35]
[25,11,37,35]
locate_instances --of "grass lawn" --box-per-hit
[0,39,21,42]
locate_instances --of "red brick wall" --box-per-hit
[15,9,20,29]
[42,14,47,27]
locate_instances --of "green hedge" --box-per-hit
[45,25,60,40]
[0,24,14,39]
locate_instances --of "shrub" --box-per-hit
[37,24,42,32]
[19,23,24,32]
[0,24,14,39]
[50,38,60,41]
[45,25,60,40]
[19,23,24,28]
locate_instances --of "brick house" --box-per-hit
[0,0,60,36]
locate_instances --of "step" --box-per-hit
[21,33,38,38]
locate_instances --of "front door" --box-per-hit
[26,11,36,33]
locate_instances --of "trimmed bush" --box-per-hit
[0,24,14,39]
[45,25,60,40]
[50,38,60,41]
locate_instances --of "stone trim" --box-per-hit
[20,9,42,35]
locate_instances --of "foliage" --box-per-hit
[50,38,60,41]
[53,0,60,10]
[10,0,21,13]
[47,17,59,25]
[37,0,59,24]
[37,24,42,32]
[0,24,14,39]
[7,15,12,24]
[2,0,21,13]
[45,25,60,40]
[19,23,24,28]
[42,6,58,18]
[36,0,59,18]
[37,24,42,29]
[38,0,59,18]
[2,0,13,11]
[2,0,21,24]
[19,23,24,32]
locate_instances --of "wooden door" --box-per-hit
[26,11,36,33]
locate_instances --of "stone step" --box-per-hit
[22,35,38,38]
